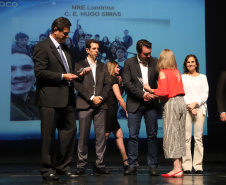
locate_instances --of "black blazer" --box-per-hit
[33,37,75,107]
[74,59,111,110]
[217,71,226,113]
[123,56,159,113]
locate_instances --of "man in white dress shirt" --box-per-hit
[74,39,112,175]
[123,39,160,176]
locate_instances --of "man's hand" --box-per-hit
[220,112,226,122]
[78,67,92,77]
[143,92,153,101]
[92,96,103,107]
[63,73,78,81]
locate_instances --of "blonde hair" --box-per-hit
[157,49,177,72]
[107,61,118,76]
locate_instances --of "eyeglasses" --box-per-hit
[63,32,69,36]
[54,27,70,36]
[143,52,151,57]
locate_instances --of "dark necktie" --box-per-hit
[58,44,70,73]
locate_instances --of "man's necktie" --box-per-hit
[58,44,70,73]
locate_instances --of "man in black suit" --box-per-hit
[217,71,226,122]
[74,39,111,174]
[33,17,78,181]
[123,39,160,176]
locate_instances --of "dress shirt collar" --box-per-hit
[49,35,60,49]
[87,57,97,66]
[137,55,142,63]
[137,55,148,66]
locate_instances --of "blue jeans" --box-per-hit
[127,104,158,168]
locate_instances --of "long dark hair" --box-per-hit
[183,54,199,74]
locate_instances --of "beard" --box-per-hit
[138,54,149,65]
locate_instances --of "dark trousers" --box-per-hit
[77,108,106,169]
[40,105,77,177]
[127,104,158,168]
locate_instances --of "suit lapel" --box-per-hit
[48,38,63,65]
[96,61,101,84]
[65,52,72,72]
[48,38,68,72]
[62,44,72,73]
[83,59,90,67]
[134,57,142,77]
[84,59,95,84]
[148,59,152,81]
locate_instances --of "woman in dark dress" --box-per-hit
[106,61,128,169]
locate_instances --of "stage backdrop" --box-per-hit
[0,0,206,140]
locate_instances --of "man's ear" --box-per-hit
[53,27,58,34]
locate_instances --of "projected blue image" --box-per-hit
[0,0,206,140]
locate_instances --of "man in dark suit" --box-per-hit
[123,39,160,176]
[217,71,226,122]
[33,17,78,181]
[74,39,111,174]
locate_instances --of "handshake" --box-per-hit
[143,84,157,101]
[138,77,157,101]
[143,92,156,101]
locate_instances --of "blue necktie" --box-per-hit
[58,45,70,73]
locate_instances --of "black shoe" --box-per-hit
[195,170,203,174]
[76,168,85,175]
[184,170,191,174]
[123,159,129,170]
[62,171,78,179]
[124,166,137,175]
[149,167,158,176]
[42,173,59,181]
[93,165,110,174]
[57,171,78,179]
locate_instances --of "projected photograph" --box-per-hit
[10,17,170,121]
[10,53,40,121]
[0,0,206,140]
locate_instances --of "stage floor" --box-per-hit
[0,163,226,185]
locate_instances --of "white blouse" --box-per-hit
[182,74,209,115]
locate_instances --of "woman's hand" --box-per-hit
[144,84,151,92]
[125,111,128,119]
[191,108,197,116]
[187,102,198,110]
